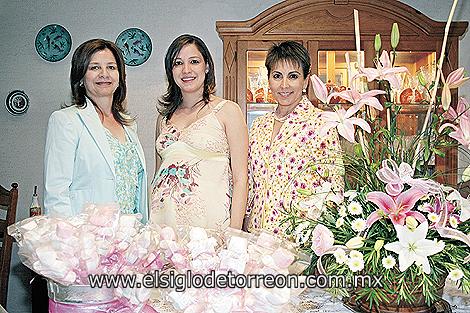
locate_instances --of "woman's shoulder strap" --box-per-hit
[212,99,229,113]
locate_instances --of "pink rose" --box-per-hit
[311,224,334,256]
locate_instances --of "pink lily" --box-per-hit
[446,190,470,222]
[328,89,386,111]
[310,74,328,103]
[442,68,470,110]
[319,106,371,143]
[443,97,470,121]
[366,188,426,227]
[446,67,469,89]
[439,115,470,149]
[421,197,460,228]
[356,50,409,89]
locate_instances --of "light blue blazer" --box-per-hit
[44,99,149,222]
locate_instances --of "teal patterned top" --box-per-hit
[105,128,143,214]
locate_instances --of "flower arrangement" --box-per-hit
[283,12,470,311]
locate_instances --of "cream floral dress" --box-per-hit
[247,96,343,234]
[151,100,232,230]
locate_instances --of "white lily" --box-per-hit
[298,182,335,219]
[344,190,358,199]
[336,217,344,228]
[446,190,470,222]
[462,165,470,182]
[384,221,445,274]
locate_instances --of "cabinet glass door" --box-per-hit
[246,51,275,128]
[394,51,436,104]
[318,50,364,102]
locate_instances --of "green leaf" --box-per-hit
[431,148,445,158]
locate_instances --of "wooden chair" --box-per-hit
[0,183,18,309]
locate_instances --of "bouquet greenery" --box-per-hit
[283,20,470,310]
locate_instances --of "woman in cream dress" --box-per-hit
[151,34,248,230]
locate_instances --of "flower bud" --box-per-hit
[336,217,344,228]
[417,71,427,87]
[406,216,418,230]
[442,84,451,111]
[297,188,313,196]
[374,239,384,251]
[346,236,364,249]
[391,23,400,49]
[374,34,382,52]
[354,144,363,157]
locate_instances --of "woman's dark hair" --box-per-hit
[69,38,131,125]
[158,34,216,120]
[265,41,311,79]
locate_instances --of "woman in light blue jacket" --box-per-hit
[44,39,148,222]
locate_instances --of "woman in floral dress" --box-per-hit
[245,41,343,234]
[151,34,248,230]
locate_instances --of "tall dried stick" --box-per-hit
[354,9,370,160]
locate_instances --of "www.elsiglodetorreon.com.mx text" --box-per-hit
[88,271,383,292]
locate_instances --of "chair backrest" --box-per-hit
[0,183,18,309]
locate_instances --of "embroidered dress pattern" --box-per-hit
[105,129,143,214]
[153,161,200,206]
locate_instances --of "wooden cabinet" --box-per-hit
[216,0,467,184]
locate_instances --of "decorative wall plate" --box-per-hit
[35,24,72,62]
[5,90,29,115]
[115,28,152,66]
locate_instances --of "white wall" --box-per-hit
[1,0,469,312]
